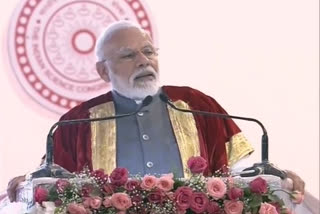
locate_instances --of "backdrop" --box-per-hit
[0,0,318,199]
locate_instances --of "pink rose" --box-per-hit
[103,183,115,195]
[56,179,70,193]
[269,202,281,213]
[227,187,244,200]
[187,156,208,174]
[148,189,165,204]
[224,200,244,214]
[125,179,141,191]
[206,177,227,199]
[162,173,174,178]
[110,168,129,187]
[141,175,157,190]
[291,191,304,204]
[207,201,221,214]
[166,192,175,200]
[111,193,132,211]
[250,177,268,194]
[103,197,112,208]
[156,175,174,192]
[67,203,87,214]
[190,192,209,213]
[82,197,91,208]
[90,196,102,209]
[34,187,48,204]
[91,169,108,184]
[259,202,278,214]
[175,186,193,210]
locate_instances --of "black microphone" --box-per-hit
[159,93,287,179]
[28,96,153,179]
[231,167,263,177]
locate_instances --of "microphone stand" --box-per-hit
[159,93,287,179]
[27,96,153,179]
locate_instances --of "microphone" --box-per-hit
[28,96,153,179]
[231,167,263,177]
[159,93,287,179]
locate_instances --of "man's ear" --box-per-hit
[96,61,110,82]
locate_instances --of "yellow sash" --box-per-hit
[89,100,253,175]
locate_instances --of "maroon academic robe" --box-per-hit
[53,86,242,175]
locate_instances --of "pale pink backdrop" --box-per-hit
[0,0,318,199]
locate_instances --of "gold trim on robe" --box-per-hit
[88,99,253,176]
[89,102,116,174]
[167,100,201,178]
[226,132,254,166]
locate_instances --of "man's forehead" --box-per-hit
[106,29,153,53]
[112,27,150,40]
[117,42,153,52]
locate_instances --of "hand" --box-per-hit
[284,169,305,194]
[7,175,26,202]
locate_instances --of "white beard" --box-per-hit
[108,66,160,100]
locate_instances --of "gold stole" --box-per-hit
[226,133,254,166]
[89,100,253,176]
[89,102,117,175]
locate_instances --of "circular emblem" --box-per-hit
[8,0,157,114]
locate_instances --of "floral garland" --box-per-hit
[34,156,303,214]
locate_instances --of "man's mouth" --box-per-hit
[134,72,155,80]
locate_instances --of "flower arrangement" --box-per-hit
[34,156,303,214]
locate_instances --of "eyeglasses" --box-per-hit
[100,46,159,63]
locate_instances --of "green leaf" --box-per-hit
[243,187,251,197]
[173,179,185,189]
[248,195,263,208]
[186,209,194,214]
[267,194,280,202]
[48,187,59,201]
[252,207,259,214]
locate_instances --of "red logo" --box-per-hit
[8,0,157,114]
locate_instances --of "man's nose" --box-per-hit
[135,52,150,67]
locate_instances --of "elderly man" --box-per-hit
[6,20,304,202]
[53,20,253,177]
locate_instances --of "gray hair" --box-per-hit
[95,20,144,62]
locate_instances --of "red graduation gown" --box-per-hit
[53,86,242,175]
